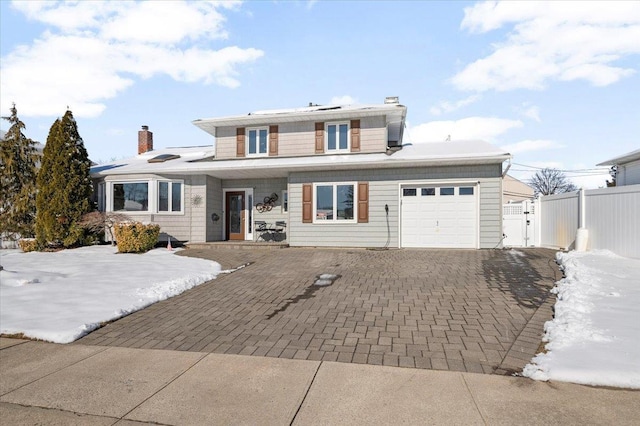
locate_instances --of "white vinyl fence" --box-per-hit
[538,184,640,259]
[503,200,537,247]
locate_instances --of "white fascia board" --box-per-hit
[192,105,407,137]
[93,152,510,180]
[596,149,640,166]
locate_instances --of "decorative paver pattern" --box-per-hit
[76,247,559,374]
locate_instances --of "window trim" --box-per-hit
[312,181,358,224]
[106,178,185,215]
[246,127,269,157]
[157,179,184,214]
[325,122,350,152]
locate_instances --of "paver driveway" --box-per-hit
[76,247,559,374]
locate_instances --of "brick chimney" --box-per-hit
[138,125,153,154]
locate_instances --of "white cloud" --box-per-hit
[329,95,357,105]
[429,94,481,116]
[452,1,640,92]
[1,1,261,117]
[522,105,540,122]
[407,116,522,143]
[501,139,562,154]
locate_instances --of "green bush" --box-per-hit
[114,222,160,253]
[18,238,39,252]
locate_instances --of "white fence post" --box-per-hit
[575,188,589,252]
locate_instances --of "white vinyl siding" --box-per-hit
[103,174,207,243]
[213,117,388,159]
[288,164,503,248]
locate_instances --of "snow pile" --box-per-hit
[0,246,221,343]
[523,250,640,389]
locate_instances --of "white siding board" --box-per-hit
[214,116,390,159]
[289,164,503,248]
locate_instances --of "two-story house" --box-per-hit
[91,98,511,249]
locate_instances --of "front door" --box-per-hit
[226,191,245,240]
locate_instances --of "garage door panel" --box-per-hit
[401,185,477,249]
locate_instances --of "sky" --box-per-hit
[1,0,639,189]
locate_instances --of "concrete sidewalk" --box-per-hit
[1,338,638,425]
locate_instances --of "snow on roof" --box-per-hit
[597,148,640,166]
[90,146,215,176]
[192,103,407,137]
[91,140,510,180]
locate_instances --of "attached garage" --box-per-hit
[401,183,478,248]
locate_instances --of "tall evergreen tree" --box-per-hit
[35,110,93,247]
[0,104,39,240]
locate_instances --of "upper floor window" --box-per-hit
[326,122,349,152]
[248,127,268,156]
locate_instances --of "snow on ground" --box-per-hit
[0,246,221,344]
[523,250,640,389]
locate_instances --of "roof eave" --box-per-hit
[596,149,640,166]
[192,105,407,137]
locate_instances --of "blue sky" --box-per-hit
[2,0,639,188]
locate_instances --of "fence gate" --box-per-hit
[503,200,537,247]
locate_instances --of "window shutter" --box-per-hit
[357,182,369,223]
[236,128,245,157]
[315,122,324,154]
[269,125,278,156]
[351,120,361,152]
[302,184,313,223]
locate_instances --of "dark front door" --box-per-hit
[226,191,245,240]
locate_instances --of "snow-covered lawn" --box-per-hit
[0,246,221,343]
[523,250,640,389]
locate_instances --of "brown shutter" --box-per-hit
[302,184,313,223]
[350,120,361,152]
[357,182,369,223]
[236,128,245,157]
[269,125,278,156]
[315,122,324,154]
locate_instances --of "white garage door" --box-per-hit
[401,185,478,248]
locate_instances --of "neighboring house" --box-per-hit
[90,99,511,249]
[597,149,640,186]
[503,174,534,203]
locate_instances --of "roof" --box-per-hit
[192,103,407,137]
[90,140,510,180]
[597,149,640,166]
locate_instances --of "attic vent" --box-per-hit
[148,154,181,163]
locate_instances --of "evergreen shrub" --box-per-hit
[18,238,39,252]
[35,110,93,248]
[114,222,160,253]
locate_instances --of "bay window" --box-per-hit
[109,179,183,214]
[113,182,149,212]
